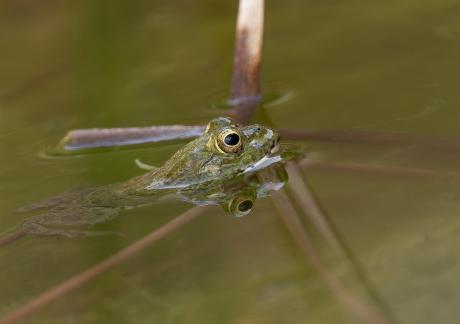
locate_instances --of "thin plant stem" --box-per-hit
[270,190,393,324]
[230,0,264,100]
[0,206,206,324]
[286,162,399,323]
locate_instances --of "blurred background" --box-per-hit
[1,0,460,323]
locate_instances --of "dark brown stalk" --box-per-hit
[0,206,206,324]
[228,0,264,123]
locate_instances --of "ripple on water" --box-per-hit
[206,86,294,111]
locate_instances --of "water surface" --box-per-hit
[1,1,460,323]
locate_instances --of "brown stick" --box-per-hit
[0,206,206,324]
[230,0,264,101]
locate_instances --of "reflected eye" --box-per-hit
[226,196,254,217]
[216,128,244,154]
[237,199,253,213]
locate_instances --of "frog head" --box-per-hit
[145,117,281,190]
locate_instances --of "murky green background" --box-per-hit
[1,0,460,323]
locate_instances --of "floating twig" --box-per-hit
[60,125,205,151]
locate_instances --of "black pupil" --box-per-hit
[224,133,240,146]
[238,200,253,212]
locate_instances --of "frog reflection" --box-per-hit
[13,117,285,238]
[179,163,288,217]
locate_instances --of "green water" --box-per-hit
[1,1,460,323]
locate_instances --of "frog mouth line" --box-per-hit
[242,154,282,174]
[243,142,282,174]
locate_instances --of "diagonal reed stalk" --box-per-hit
[0,206,206,324]
[270,188,394,324]
[285,162,399,323]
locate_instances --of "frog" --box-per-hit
[11,117,284,238]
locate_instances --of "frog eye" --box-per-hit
[236,199,253,214]
[226,196,254,217]
[216,128,244,154]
